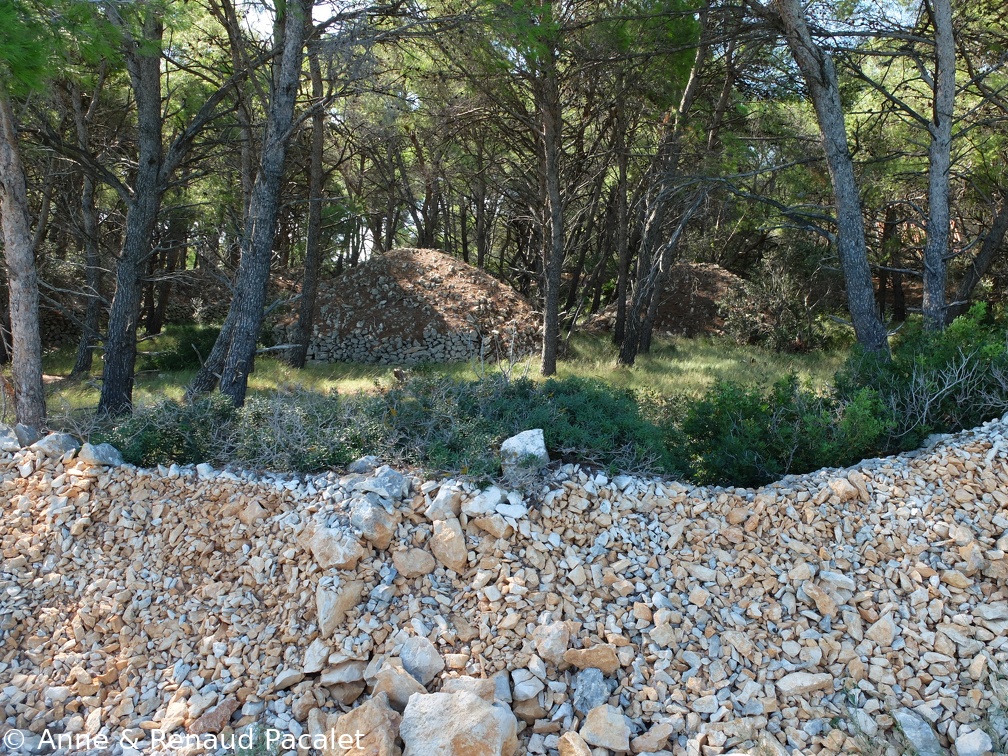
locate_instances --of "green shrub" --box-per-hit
[676,376,895,487]
[837,303,1008,448]
[139,325,222,372]
[94,395,235,467]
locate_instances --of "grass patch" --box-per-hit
[40,326,844,415]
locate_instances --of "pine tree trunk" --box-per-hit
[774,0,889,354]
[922,0,955,331]
[98,11,166,415]
[947,201,1008,322]
[195,0,310,406]
[292,47,325,369]
[70,86,102,377]
[0,94,46,428]
[538,56,564,377]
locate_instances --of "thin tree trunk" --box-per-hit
[947,200,1008,321]
[876,205,899,318]
[292,46,325,369]
[0,94,46,428]
[538,54,564,377]
[71,84,102,377]
[613,102,631,346]
[922,0,955,331]
[774,0,889,354]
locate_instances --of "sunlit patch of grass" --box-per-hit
[39,329,845,414]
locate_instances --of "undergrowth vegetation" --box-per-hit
[77,306,1008,486]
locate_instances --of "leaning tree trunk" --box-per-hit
[291,46,325,369]
[191,0,310,406]
[0,94,46,428]
[922,0,955,331]
[774,0,889,355]
[947,200,1008,322]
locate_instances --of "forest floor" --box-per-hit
[37,331,844,419]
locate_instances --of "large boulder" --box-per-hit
[0,424,20,453]
[400,691,517,756]
[78,442,124,467]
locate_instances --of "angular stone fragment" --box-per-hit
[350,497,400,550]
[579,704,629,751]
[307,527,366,570]
[392,548,436,578]
[78,442,124,467]
[558,732,592,756]
[776,672,832,697]
[400,636,445,685]
[188,698,239,735]
[563,644,619,676]
[317,581,365,637]
[324,693,401,756]
[371,665,427,713]
[533,621,570,667]
[892,708,943,756]
[400,691,518,756]
[430,517,468,573]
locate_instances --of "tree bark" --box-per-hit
[191,0,311,406]
[70,83,102,377]
[291,46,325,369]
[947,200,1008,321]
[922,0,955,331]
[98,8,166,415]
[0,93,46,428]
[538,53,564,377]
[773,0,889,354]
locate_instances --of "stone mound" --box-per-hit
[275,248,540,365]
[3,418,1008,755]
[585,263,746,338]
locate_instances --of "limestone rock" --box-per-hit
[307,527,366,570]
[955,729,994,756]
[78,442,124,467]
[188,698,239,735]
[430,517,467,573]
[579,704,630,751]
[865,613,896,647]
[350,496,400,550]
[776,672,833,697]
[557,732,592,756]
[426,485,462,520]
[892,708,943,756]
[0,424,19,452]
[441,676,495,702]
[371,665,427,712]
[392,548,436,578]
[563,644,619,675]
[31,432,80,458]
[324,692,401,756]
[318,580,365,637]
[400,636,445,685]
[500,429,549,477]
[533,621,570,667]
[356,465,407,500]
[400,691,518,756]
